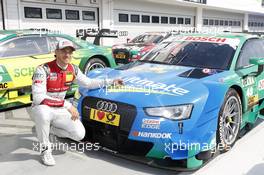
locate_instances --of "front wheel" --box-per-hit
[216,88,242,153]
[84,58,107,75]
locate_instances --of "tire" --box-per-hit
[216,88,242,153]
[84,58,107,75]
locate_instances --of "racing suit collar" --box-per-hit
[55,59,68,71]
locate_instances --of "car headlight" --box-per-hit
[144,104,193,120]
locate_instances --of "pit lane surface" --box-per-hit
[0,107,263,175]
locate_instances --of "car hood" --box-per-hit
[82,62,227,107]
[113,43,150,51]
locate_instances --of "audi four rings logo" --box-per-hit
[96,101,118,113]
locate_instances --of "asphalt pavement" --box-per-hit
[0,107,263,175]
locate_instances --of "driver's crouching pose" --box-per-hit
[30,40,123,166]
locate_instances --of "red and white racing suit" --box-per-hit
[30,59,112,147]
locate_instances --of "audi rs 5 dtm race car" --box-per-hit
[76,33,264,170]
[0,29,116,110]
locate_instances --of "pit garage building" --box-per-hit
[0,0,263,45]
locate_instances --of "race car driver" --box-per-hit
[30,39,123,166]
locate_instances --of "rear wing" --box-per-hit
[76,28,128,45]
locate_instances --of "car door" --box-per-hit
[236,38,264,111]
[0,35,53,89]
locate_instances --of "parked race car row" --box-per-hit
[0,29,171,110]
[0,29,116,110]
[1,29,264,171]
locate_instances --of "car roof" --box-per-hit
[143,32,169,36]
[0,29,69,38]
[164,32,260,43]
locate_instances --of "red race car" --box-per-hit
[112,32,171,64]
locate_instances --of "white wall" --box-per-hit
[114,0,196,16]
[248,14,264,32]
[203,9,244,20]
[112,0,196,44]
[207,0,264,13]
[20,1,99,36]
[2,0,100,36]
[0,0,3,29]
[22,0,99,7]
[203,9,244,32]
[4,0,20,29]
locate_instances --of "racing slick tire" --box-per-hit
[216,88,242,153]
[84,58,107,75]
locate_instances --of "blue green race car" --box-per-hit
[75,33,264,170]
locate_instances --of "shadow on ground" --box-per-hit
[0,133,41,164]
[0,131,191,175]
[2,119,263,175]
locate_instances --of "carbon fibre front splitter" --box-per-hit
[98,145,219,172]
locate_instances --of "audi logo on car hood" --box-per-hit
[96,101,118,113]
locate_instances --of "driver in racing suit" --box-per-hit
[30,39,123,166]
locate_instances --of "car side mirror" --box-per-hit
[249,57,264,77]
[126,38,131,43]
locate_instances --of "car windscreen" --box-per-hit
[141,39,238,70]
[130,34,162,44]
[0,36,49,58]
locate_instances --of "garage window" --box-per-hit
[169,17,176,24]
[220,20,224,26]
[177,17,184,24]
[82,11,95,21]
[0,37,49,58]
[209,19,214,25]
[142,15,150,23]
[161,16,168,24]
[224,20,228,26]
[24,7,42,19]
[152,16,159,23]
[203,19,208,25]
[214,20,219,26]
[131,14,140,23]
[119,13,128,22]
[185,18,191,25]
[46,8,62,19]
[65,10,79,20]
[229,21,233,26]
